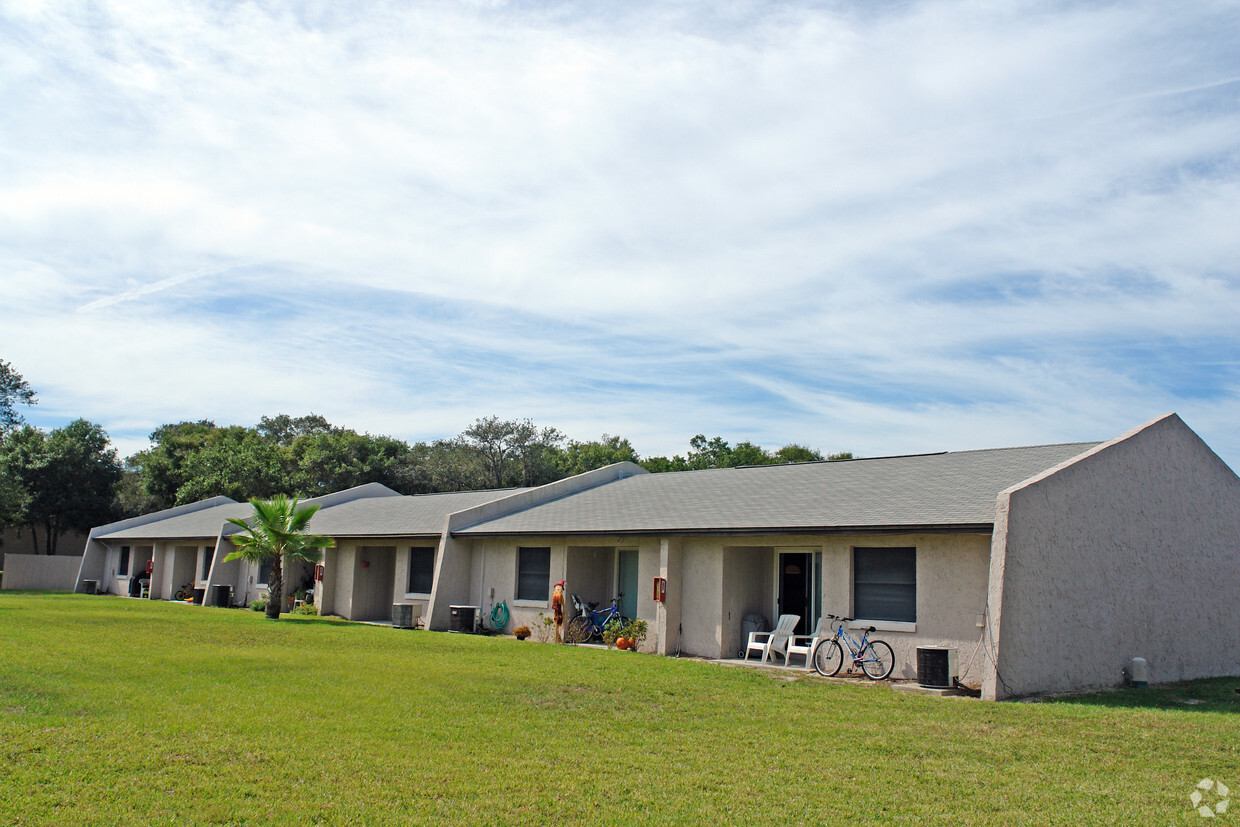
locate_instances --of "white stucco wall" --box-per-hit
[1,554,83,590]
[710,533,992,676]
[984,414,1240,700]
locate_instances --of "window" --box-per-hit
[407,547,436,594]
[853,547,916,623]
[200,549,212,581]
[258,558,273,586]
[516,547,551,602]
[118,546,131,577]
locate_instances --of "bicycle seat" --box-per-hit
[588,601,599,610]
[867,626,876,633]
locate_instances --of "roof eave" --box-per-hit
[452,522,995,538]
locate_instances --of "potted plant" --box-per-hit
[621,619,648,652]
[513,625,531,640]
[602,617,624,650]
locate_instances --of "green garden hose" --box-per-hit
[490,601,510,631]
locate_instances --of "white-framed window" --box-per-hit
[118,546,131,577]
[516,547,551,602]
[406,547,436,595]
[853,547,916,623]
[200,548,212,581]
[258,558,273,586]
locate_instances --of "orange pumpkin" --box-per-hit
[616,637,630,650]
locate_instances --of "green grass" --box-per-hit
[1,594,1237,825]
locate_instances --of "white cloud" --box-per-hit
[1,0,1238,469]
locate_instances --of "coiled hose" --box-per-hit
[489,601,510,631]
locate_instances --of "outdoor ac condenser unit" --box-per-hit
[916,646,958,689]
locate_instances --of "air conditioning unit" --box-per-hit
[449,605,478,633]
[392,603,415,629]
[916,646,958,689]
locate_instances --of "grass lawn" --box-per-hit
[1,594,1237,825]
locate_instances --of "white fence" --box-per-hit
[1,554,83,591]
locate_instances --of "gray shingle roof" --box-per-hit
[97,489,525,542]
[96,501,254,541]
[304,489,524,537]
[454,443,1099,535]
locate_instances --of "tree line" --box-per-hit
[0,359,850,555]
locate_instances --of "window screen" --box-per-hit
[407,547,436,594]
[200,549,212,581]
[258,558,273,586]
[516,547,551,602]
[118,546,130,577]
[853,547,916,622]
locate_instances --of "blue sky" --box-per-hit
[2,0,1238,468]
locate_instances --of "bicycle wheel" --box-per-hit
[860,640,895,680]
[813,639,844,677]
[565,616,593,643]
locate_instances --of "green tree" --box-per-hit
[225,495,334,620]
[641,436,850,473]
[461,416,566,488]
[257,413,333,447]
[686,435,737,469]
[0,359,37,434]
[772,444,825,464]
[0,420,121,554]
[511,424,566,487]
[174,427,289,504]
[639,455,689,473]
[730,441,772,466]
[420,438,490,491]
[286,430,411,496]
[556,434,641,475]
[128,420,219,510]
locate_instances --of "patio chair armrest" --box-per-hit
[746,631,772,646]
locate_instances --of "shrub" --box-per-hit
[513,625,531,640]
[621,618,648,651]
[533,612,555,643]
[602,617,624,650]
[292,603,318,616]
[249,600,266,613]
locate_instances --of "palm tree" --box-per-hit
[226,495,334,620]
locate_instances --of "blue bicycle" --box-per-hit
[812,614,896,680]
[566,593,629,643]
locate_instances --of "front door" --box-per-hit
[617,549,638,619]
[777,551,817,635]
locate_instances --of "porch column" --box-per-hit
[655,537,683,656]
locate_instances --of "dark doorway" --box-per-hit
[778,552,813,635]
[617,549,638,619]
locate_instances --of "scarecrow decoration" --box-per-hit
[552,580,566,643]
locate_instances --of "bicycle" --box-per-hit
[172,581,195,601]
[566,593,629,643]
[812,614,895,680]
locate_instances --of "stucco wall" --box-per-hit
[985,414,1240,699]
[440,530,992,668]
[716,533,992,679]
[679,539,725,658]
[351,545,396,621]
[1,553,83,590]
[721,547,769,657]
[1,527,88,565]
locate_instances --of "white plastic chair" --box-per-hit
[744,614,800,665]
[786,615,832,669]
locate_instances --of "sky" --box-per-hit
[2,0,1238,468]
